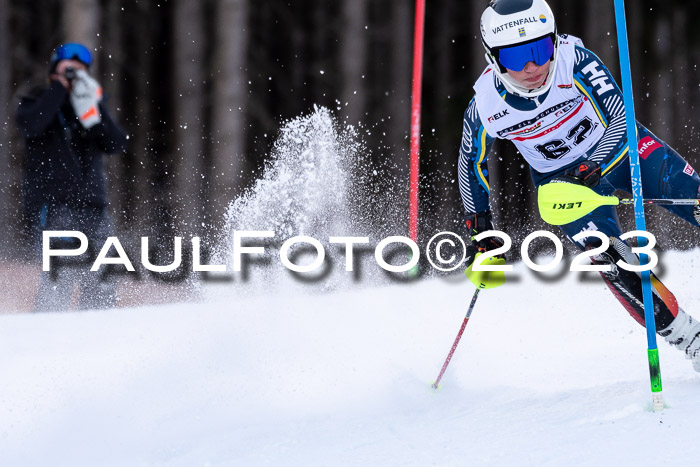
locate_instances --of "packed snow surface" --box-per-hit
[2,252,699,466]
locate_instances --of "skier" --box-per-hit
[16,43,127,311]
[459,0,700,371]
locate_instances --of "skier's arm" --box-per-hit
[573,46,628,177]
[458,98,496,216]
[15,81,67,138]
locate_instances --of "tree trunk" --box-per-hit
[584,0,616,73]
[172,0,207,235]
[123,2,162,231]
[209,0,249,228]
[0,0,15,256]
[340,0,368,127]
[102,0,126,228]
[389,0,412,205]
[650,15,674,143]
[62,0,100,51]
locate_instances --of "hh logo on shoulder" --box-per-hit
[580,62,614,96]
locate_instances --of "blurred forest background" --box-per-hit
[1,0,699,264]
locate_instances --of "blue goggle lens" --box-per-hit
[53,43,92,66]
[497,36,554,72]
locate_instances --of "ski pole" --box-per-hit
[431,286,482,390]
[431,254,505,390]
[617,198,699,206]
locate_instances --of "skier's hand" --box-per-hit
[561,159,601,188]
[70,69,102,129]
[464,210,505,268]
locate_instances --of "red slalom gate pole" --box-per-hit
[408,0,425,243]
[432,287,482,390]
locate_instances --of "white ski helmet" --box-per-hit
[480,0,558,97]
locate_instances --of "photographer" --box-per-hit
[16,43,127,312]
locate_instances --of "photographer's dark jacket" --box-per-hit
[16,80,127,225]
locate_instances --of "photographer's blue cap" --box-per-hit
[49,43,92,72]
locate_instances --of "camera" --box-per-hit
[64,66,77,82]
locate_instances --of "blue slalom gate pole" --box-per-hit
[613,0,664,411]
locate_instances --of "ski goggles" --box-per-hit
[496,35,554,72]
[50,43,92,68]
